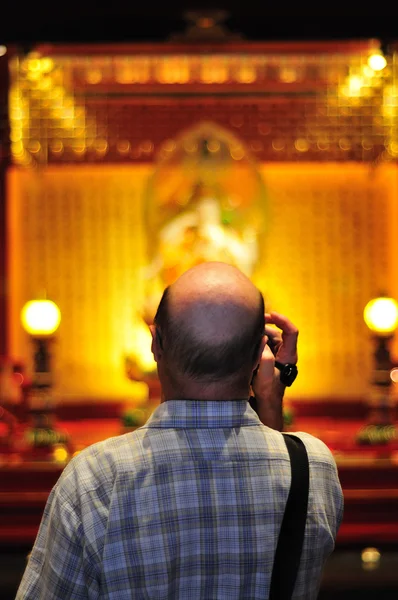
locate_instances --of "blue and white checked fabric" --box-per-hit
[17,400,343,599]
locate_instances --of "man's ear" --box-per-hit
[253,336,267,372]
[149,325,162,363]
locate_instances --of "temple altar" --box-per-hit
[0,20,398,562]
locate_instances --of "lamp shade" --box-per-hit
[363,296,398,335]
[21,299,61,336]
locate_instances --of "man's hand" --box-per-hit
[251,342,275,397]
[251,312,298,431]
[265,311,298,364]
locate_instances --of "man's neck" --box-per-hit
[160,380,251,403]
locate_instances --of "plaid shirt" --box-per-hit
[17,400,343,599]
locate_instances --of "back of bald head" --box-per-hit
[154,262,265,385]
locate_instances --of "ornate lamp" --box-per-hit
[20,298,69,454]
[358,295,398,445]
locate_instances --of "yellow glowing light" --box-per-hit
[125,58,150,84]
[236,66,256,84]
[115,69,134,84]
[361,547,381,571]
[200,59,228,84]
[86,69,102,84]
[53,445,69,463]
[40,58,54,73]
[361,547,380,563]
[279,67,298,83]
[156,58,190,84]
[390,368,398,383]
[341,75,366,98]
[21,299,61,336]
[364,297,398,335]
[348,75,364,95]
[28,58,41,72]
[0,45,7,57]
[368,53,387,72]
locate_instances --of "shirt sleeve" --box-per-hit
[15,482,96,600]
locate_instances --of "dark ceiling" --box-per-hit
[1,3,398,46]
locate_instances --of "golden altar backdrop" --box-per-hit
[7,162,398,402]
[4,37,398,405]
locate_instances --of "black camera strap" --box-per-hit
[269,434,310,600]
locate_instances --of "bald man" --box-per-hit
[17,262,343,600]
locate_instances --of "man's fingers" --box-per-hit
[265,324,282,339]
[266,311,298,335]
[265,311,298,364]
[264,325,282,355]
[261,343,275,361]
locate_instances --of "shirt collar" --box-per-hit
[143,399,261,429]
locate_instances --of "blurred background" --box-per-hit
[1,4,398,598]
